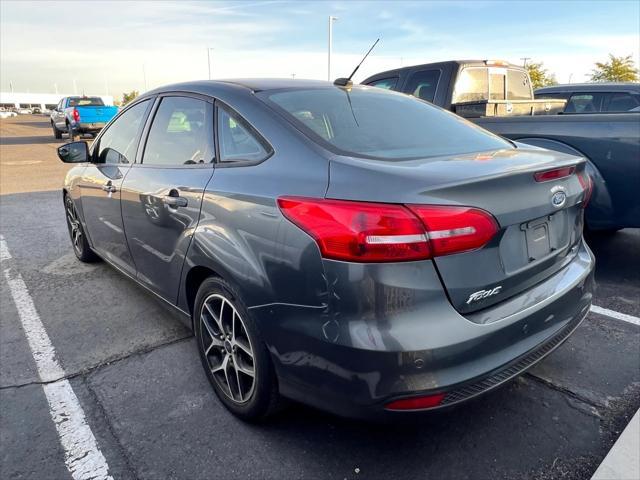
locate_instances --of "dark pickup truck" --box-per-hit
[363,60,640,231]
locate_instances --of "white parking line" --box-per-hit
[592,409,640,480]
[2,241,113,480]
[590,305,640,326]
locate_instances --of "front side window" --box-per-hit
[367,77,399,90]
[217,105,272,163]
[262,86,511,160]
[97,99,150,164]
[604,92,640,112]
[405,70,440,102]
[143,96,212,166]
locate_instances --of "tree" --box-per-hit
[590,54,639,82]
[525,62,558,90]
[121,90,139,105]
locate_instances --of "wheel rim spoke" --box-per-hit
[200,293,255,404]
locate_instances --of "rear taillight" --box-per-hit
[277,197,499,262]
[407,205,499,257]
[534,166,575,182]
[385,393,446,411]
[72,108,80,122]
[577,171,593,208]
[277,197,430,262]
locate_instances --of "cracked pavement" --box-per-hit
[1,116,639,479]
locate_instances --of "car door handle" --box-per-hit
[163,194,188,208]
[102,182,117,193]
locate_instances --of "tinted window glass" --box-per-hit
[217,106,272,163]
[68,97,105,107]
[565,93,601,113]
[263,87,511,160]
[97,100,150,164]
[368,77,399,90]
[489,71,505,100]
[453,68,488,103]
[605,93,639,112]
[507,69,531,100]
[143,97,211,166]
[405,70,440,102]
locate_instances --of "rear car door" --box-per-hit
[120,94,215,302]
[79,99,152,275]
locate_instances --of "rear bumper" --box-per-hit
[253,238,595,419]
[75,122,106,132]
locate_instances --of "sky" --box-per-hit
[1,0,638,99]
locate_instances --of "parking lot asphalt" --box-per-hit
[1,116,639,480]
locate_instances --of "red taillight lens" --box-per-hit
[278,197,499,262]
[577,171,593,208]
[534,166,575,182]
[72,108,80,122]
[277,197,430,262]
[407,205,499,256]
[385,393,446,411]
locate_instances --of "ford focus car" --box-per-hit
[57,79,595,420]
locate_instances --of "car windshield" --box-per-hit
[261,86,511,160]
[68,97,105,107]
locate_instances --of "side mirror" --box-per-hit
[57,142,89,163]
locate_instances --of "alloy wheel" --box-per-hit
[200,294,256,403]
[65,197,83,255]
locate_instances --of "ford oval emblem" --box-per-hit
[551,189,567,208]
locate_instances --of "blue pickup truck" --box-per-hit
[50,96,118,140]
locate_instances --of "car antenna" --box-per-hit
[333,38,380,87]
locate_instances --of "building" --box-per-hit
[0,92,114,111]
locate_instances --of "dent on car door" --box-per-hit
[120,95,215,302]
[78,99,152,275]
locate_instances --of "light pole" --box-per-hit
[207,47,214,80]
[520,57,531,67]
[328,16,338,81]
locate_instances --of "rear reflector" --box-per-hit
[278,197,499,262]
[534,166,575,182]
[407,205,499,256]
[385,393,446,411]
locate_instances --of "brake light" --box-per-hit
[407,205,499,256]
[277,197,430,262]
[385,393,446,411]
[577,171,593,208]
[277,197,499,262]
[534,166,575,182]
[72,108,80,122]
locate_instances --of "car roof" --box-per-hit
[144,78,335,97]
[535,83,640,94]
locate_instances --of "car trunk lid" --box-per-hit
[326,146,588,315]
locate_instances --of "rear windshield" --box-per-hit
[261,86,511,160]
[68,97,105,107]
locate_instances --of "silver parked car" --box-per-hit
[57,79,595,420]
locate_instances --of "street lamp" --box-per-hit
[207,47,215,80]
[328,16,338,81]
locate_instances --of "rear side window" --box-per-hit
[453,68,488,103]
[143,96,213,166]
[367,77,399,90]
[404,70,440,102]
[604,93,639,112]
[217,105,272,164]
[97,100,150,164]
[565,93,602,113]
[262,87,511,160]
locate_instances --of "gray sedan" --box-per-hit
[57,79,595,420]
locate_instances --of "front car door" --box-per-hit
[78,99,153,276]
[120,94,215,302]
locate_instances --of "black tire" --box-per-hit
[64,195,100,263]
[52,122,62,139]
[194,276,281,421]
